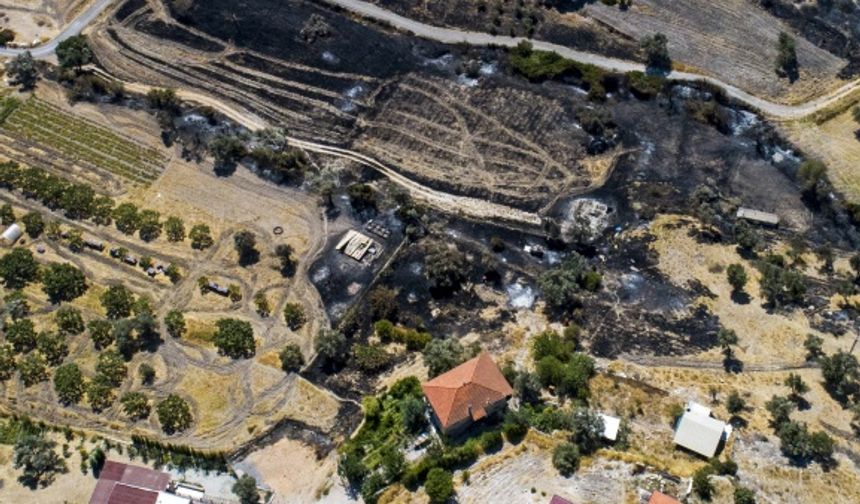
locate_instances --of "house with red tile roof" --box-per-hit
[648,490,681,504]
[89,460,189,504]
[421,352,513,435]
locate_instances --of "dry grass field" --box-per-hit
[782,109,860,204]
[582,0,847,104]
[0,0,90,43]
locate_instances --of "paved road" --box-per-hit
[0,0,116,58]
[321,0,860,119]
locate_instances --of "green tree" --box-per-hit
[139,362,156,385]
[56,35,92,70]
[274,244,297,277]
[18,352,48,386]
[214,318,256,358]
[86,376,115,412]
[165,263,182,283]
[552,442,580,476]
[0,247,39,289]
[113,203,140,235]
[717,328,739,357]
[54,363,85,405]
[55,306,84,336]
[13,433,66,489]
[137,210,162,242]
[7,51,38,89]
[733,220,760,252]
[0,343,15,380]
[424,243,467,294]
[641,33,671,72]
[164,216,186,242]
[21,211,44,238]
[368,286,398,322]
[558,353,595,400]
[514,371,542,404]
[283,303,306,330]
[232,474,260,504]
[422,338,465,377]
[315,329,347,364]
[88,319,114,349]
[692,466,714,500]
[41,262,87,303]
[253,292,271,317]
[37,331,68,366]
[189,224,213,250]
[210,135,247,166]
[162,309,185,339]
[3,289,29,320]
[347,183,376,211]
[279,343,304,372]
[6,318,36,353]
[726,263,748,293]
[569,408,605,454]
[765,395,795,427]
[784,373,809,402]
[532,329,573,362]
[803,334,823,361]
[726,390,746,416]
[0,203,14,225]
[95,350,127,387]
[120,392,151,420]
[100,284,135,319]
[797,159,828,198]
[734,487,756,504]
[156,394,193,434]
[233,230,259,266]
[424,467,454,504]
[819,350,860,402]
[775,31,798,79]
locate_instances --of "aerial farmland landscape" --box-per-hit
[0,1,859,503]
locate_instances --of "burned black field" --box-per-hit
[101,0,860,397]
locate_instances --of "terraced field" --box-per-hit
[357,75,592,208]
[0,97,167,186]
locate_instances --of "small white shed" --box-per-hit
[599,413,621,441]
[1,223,23,245]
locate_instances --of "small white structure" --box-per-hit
[155,492,190,504]
[736,207,779,227]
[1,223,23,246]
[599,413,621,441]
[173,482,205,500]
[673,401,728,458]
[335,230,376,261]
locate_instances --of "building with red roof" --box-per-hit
[648,490,681,504]
[549,495,573,504]
[89,460,189,504]
[421,352,513,434]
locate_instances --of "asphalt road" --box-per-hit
[0,0,116,58]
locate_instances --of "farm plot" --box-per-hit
[582,0,847,104]
[0,97,168,187]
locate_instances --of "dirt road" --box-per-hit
[321,0,860,120]
[8,0,860,120]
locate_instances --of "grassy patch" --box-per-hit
[184,318,216,347]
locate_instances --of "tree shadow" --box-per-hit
[730,290,751,305]
[722,355,744,373]
[214,161,238,177]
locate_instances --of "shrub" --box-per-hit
[279,343,304,372]
[424,468,454,504]
[552,442,580,476]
